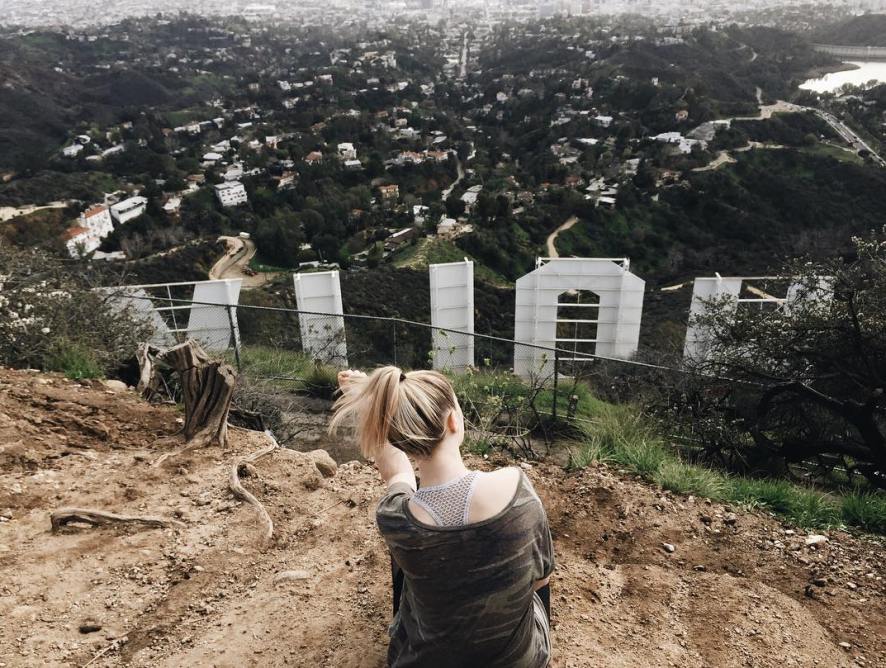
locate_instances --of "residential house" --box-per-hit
[277,172,297,190]
[62,204,114,257]
[461,185,482,212]
[385,227,417,251]
[337,143,357,161]
[377,184,400,205]
[62,144,84,158]
[110,196,147,224]
[163,197,182,214]
[305,151,324,165]
[215,181,248,207]
[437,217,459,238]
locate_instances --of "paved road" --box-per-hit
[812,109,886,168]
[0,200,70,222]
[545,216,579,258]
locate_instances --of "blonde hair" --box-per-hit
[328,366,457,458]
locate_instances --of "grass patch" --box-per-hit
[391,238,510,286]
[655,460,728,499]
[841,492,886,534]
[802,142,865,166]
[232,346,339,399]
[45,340,103,380]
[568,398,885,534]
[248,254,291,273]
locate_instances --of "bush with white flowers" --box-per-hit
[0,246,151,377]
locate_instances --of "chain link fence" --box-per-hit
[101,289,652,450]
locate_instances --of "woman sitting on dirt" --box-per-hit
[331,366,554,668]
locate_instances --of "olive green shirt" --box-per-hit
[376,470,554,668]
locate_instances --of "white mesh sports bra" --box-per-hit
[410,471,481,527]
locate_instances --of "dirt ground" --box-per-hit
[1,367,884,667]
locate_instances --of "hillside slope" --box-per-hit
[0,368,883,667]
[816,14,886,46]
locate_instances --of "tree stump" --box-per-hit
[161,340,236,448]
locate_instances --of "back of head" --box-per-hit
[328,366,456,458]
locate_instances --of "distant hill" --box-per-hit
[816,14,886,46]
[0,32,195,172]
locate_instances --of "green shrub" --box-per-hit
[45,339,103,379]
[301,363,340,400]
[569,398,880,533]
[841,492,886,533]
[567,438,612,469]
[655,460,727,499]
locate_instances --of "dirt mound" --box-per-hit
[0,368,883,667]
[0,369,178,473]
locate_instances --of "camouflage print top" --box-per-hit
[376,470,555,668]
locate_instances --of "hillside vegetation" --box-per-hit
[816,14,886,46]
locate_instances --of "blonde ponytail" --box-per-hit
[328,366,457,458]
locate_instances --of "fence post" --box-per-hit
[227,304,242,372]
[393,320,398,367]
[551,348,559,422]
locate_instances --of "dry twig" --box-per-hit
[228,430,279,546]
[51,508,185,532]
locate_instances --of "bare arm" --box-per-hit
[336,370,415,491]
[375,442,416,491]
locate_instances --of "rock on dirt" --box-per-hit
[102,380,129,393]
[274,570,311,584]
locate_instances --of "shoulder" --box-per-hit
[376,481,414,528]
[467,466,523,523]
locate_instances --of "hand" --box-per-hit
[337,369,366,390]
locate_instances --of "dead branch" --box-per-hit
[135,342,162,399]
[51,508,185,532]
[228,430,279,546]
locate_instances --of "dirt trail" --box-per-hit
[546,216,579,258]
[1,368,883,667]
[209,236,272,288]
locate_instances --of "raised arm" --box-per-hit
[336,370,416,491]
[374,442,417,491]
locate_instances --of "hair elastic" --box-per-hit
[399,371,407,382]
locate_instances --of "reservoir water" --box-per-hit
[800,61,886,93]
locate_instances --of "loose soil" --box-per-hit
[0,368,883,667]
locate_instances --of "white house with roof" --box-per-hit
[461,185,482,212]
[62,204,115,257]
[110,196,147,224]
[62,144,84,158]
[337,143,357,161]
[215,181,248,208]
[653,132,705,155]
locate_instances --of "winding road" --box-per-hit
[210,235,271,288]
[441,158,465,201]
[545,216,579,258]
[0,201,70,222]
